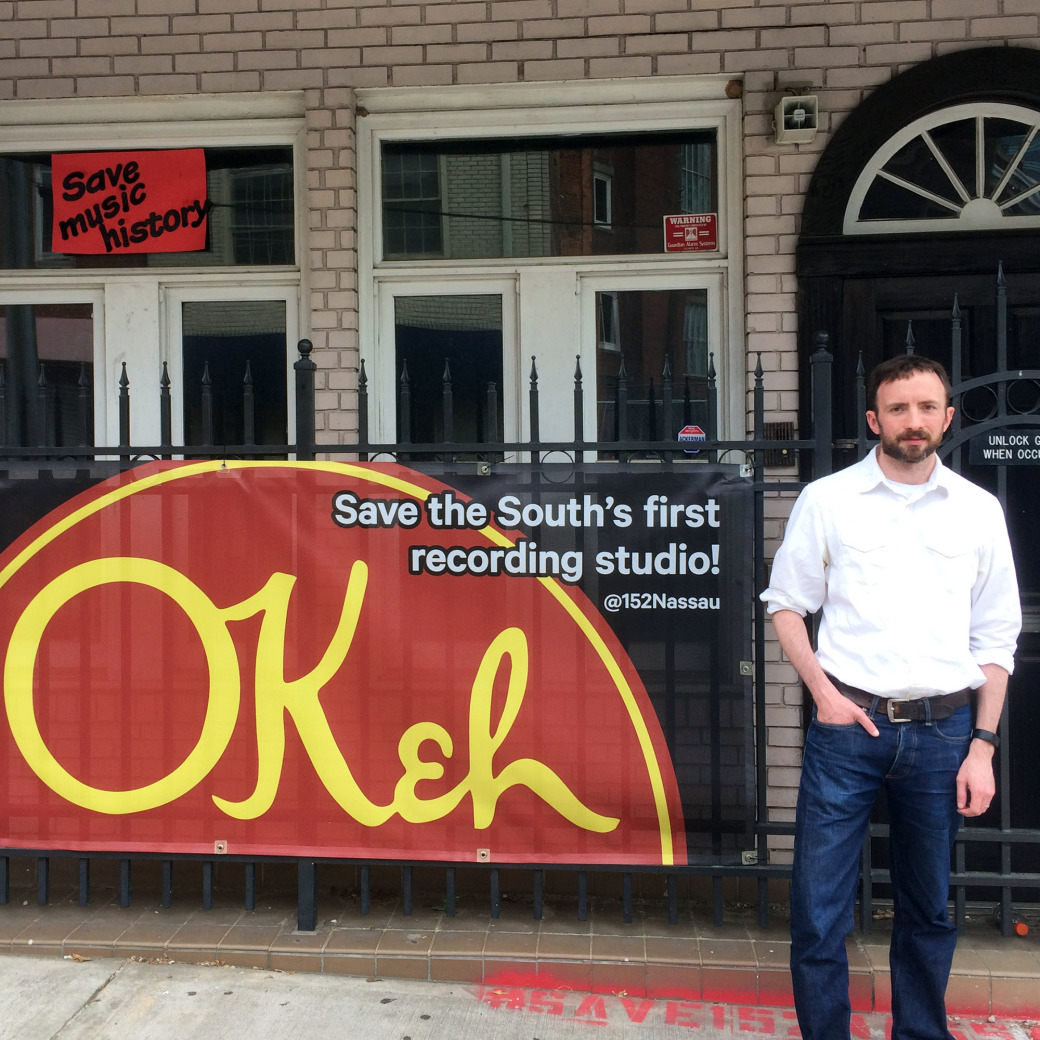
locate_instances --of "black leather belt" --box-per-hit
[827,675,971,723]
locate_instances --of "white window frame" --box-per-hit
[164,280,301,447]
[0,93,308,447]
[579,269,725,442]
[593,166,613,229]
[373,274,519,445]
[357,77,744,445]
[0,285,105,431]
[844,102,1040,236]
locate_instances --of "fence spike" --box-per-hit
[441,358,454,446]
[243,360,255,446]
[201,361,213,447]
[118,362,130,454]
[160,362,172,455]
[77,362,91,447]
[358,359,370,457]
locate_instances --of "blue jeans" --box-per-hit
[790,703,972,1040]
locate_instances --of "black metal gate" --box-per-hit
[0,319,1037,935]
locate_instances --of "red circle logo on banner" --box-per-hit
[0,461,686,865]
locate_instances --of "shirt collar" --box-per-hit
[856,446,950,497]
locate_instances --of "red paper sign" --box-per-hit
[0,462,686,865]
[663,213,718,252]
[50,149,210,255]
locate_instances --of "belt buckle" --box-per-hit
[886,699,913,723]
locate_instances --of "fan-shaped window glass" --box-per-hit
[845,104,1040,234]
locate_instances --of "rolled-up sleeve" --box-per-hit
[968,497,1021,675]
[760,488,828,618]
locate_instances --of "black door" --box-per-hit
[840,271,1040,840]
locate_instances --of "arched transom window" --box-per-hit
[844,103,1040,235]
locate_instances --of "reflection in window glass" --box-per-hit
[596,289,708,442]
[381,131,717,261]
[382,152,443,258]
[0,147,294,271]
[394,295,503,445]
[851,110,1040,227]
[0,302,93,446]
[881,136,959,207]
[181,300,287,447]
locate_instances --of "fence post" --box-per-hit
[398,360,411,445]
[118,362,130,461]
[528,356,540,465]
[358,358,369,461]
[36,363,52,448]
[707,352,718,464]
[752,352,769,926]
[160,363,172,458]
[441,358,454,447]
[77,362,91,447]
[200,363,213,448]
[810,332,833,479]
[242,361,255,446]
[294,339,316,461]
[297,859,317,932]
[572,355,584,449]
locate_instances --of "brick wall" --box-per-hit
[2,0,1037,852]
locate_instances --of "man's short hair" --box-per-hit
[867,355,952,412]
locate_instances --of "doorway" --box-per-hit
[797,47,1040,877]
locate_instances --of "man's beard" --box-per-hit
[880,430,939,464]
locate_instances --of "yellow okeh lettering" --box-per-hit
[5,558,240,814]
[5,553,617,836]
[391,628,618,833]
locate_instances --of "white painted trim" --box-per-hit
[356,76,737,116]
[844,102,1040,235]
[357,77,745,441]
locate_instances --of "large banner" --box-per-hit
[0,462,752,866]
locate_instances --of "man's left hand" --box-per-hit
[957,742,996,817]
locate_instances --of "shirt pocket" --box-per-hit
[838,518,893,581]
[922,528,977,594]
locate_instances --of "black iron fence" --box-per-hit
[1,315,1037,937]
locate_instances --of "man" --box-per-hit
[761,355,1020,1040]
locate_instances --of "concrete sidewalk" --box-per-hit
[1,859,1038,1022]
[2,954,1039,1040]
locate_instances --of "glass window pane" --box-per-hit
[0,302,93,446]
[860,176,956,221]
[394,294,503,444]
[880,135,959,204]
[0,147,294,271]
[181,300,287,447]
[985,118,1035,200]
[381,131,717,261]
[595,288,708,442]
[927,118,976,199]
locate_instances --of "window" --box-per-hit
[382,150,443,258]
[0,147,295,271]
[0,94,305,449]
[597,291,620,351]
[358,77,743,448]
[593,166,613,229]
[0,299,95,447]
[378,130,716,261]
[845,103,1040,234]
[594,287,712,442]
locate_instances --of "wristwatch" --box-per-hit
[971,728,1000,748]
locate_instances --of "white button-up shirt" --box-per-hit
[761,449,1021,698]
